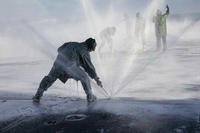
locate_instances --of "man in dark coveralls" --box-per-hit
[32,38,103,103]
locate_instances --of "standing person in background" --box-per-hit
[135,12,146,51]
[99,27,116,53]
[153,5,170,51]
[124,13,133,39]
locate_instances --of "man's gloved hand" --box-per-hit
[94,77,103,88]
[166,5,169,9]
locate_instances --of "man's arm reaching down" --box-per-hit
[81,52,103,87]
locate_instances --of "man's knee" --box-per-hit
[162,36,166,43]
[80,78,92,96]
[39,75,56,90]
[77,73,90,86]
[79,74,90,84]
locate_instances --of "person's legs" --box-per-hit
[141,31,146,51]
[109,40,113,53]
[162,35,167,51]
[99,36,106,53]
[33,68,57,102]
[70,67,96,102]
[34,76,57,97]
[156,34,161,51]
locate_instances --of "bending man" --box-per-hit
[33,38,103,103]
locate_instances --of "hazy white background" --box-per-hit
[0,0,199,100]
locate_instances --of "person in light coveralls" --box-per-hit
[153,5,170,51]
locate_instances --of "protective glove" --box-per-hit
[94,77,103,88]
[166,5,169,10]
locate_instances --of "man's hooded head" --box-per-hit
[85,38,96,52]
[136,12,140,18]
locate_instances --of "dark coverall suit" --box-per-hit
[35,42,99,99]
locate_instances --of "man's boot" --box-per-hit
[32,88,44,103]
[87,94,97,103]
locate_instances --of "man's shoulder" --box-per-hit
[57,42,80,52]
[64,42,79,46]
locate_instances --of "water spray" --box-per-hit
[76,81,79,97]
[101,86,111,99]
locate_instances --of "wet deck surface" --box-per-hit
[0,111,199,133]
[0,41,200,132]
[0,98,200,133]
